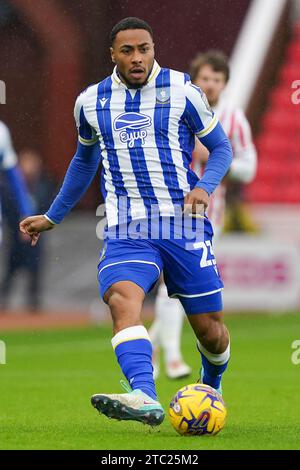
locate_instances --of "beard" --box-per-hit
[117,69,151,89]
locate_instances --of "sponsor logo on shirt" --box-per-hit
[113,112,152,148]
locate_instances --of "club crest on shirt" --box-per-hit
[113,112,152,148]
[156,87,170,104]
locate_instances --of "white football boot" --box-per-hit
[91,381,165,426]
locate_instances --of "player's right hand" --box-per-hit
[19,215,55,246]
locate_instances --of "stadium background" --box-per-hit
[0,0,300,450]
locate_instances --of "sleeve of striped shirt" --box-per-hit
[184,83,233,195]
[45,141,101,224]
[74,93,98,146]
[44,94,101,224]
[184,83,219,139]
[229,109,257,183]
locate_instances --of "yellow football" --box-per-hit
[168,383,227,436]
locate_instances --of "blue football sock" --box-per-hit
[197,340,230,390]
[112,326,157,401]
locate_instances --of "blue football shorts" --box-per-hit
[97,216,223,315]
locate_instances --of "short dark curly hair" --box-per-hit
[110,17,153,46]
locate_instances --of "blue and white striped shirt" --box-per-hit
[46,61,232,227]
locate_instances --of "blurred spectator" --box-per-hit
[0,149,56,312]
[0,120,33,242]
[190,50,257,234]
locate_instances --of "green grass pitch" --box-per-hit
[0,313,300,450]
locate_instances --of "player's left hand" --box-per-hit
[183,187,210,214]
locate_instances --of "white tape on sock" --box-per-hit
[112,325,150,350]
[197,340,230,365]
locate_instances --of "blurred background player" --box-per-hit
[0,120,33,248]
[190,50,257,233]
[149,50,257,379]
[0,149,55,312]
